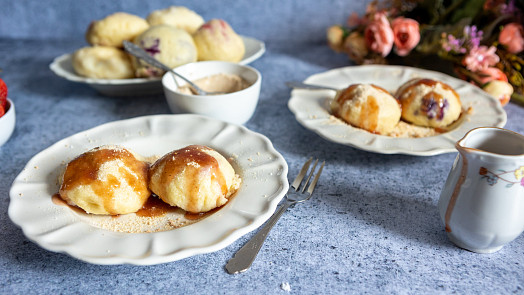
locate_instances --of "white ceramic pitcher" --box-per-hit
[438,127,524,253]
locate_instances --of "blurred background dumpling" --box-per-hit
[72,46,135,79]
[193,19,245,62]
[147,6,204,34]
[85,12,149,47]
[132,25,197,77]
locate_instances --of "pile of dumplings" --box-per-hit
[58,145,242,216]
[72,6,245,79]
[330,78,462,135]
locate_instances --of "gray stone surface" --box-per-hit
[1,0,523,294]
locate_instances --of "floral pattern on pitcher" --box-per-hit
[479,166,524,187]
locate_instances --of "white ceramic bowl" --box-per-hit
[0,99,15,147]
[162,61,261,125]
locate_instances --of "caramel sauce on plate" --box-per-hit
[52,193,88,215]
[184,206,222,220]
[135,195,177,217]
[53,145,236,232]
[54,191,225,224]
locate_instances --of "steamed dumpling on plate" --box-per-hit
[395,78,461,128]
[59,146,150,215]
[149,145,241,213]
[331,84,401,135]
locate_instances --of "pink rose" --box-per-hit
[347,12,362,27]
[475,67,508,85]
[391,17,420,56]
[499,23,524,54]
[364,12,394,57]
[463,45,499,72]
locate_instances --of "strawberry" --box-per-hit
[0,78,7,111]
[0,105,4,118]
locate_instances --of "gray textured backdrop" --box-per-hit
[0,0,366,43]
[4,1,524,294]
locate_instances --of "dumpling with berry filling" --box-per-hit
[132,25,197,77]
[193,19,245,62]
[395,78,461,128]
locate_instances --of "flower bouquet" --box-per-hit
[327,0,524,106]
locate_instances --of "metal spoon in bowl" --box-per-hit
[123,40,223,96]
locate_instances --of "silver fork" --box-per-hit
[225,158,325,274]
[122,40,224,96]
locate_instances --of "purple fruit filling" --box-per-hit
[141,38,161,56]
[420,96,448,121]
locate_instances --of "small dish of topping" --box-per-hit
[162,61,261,125]
[0,78,15,147]
[176,73,250,95]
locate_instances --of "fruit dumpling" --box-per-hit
[149,145,241,213]
[132,25,197,77]
[146,6,204,34]
[395,78,461,128]
[331,84,401,135]
[72,46,135,79]
[59,146,150,215]
[85,12,149,48]
[192,19,245,63]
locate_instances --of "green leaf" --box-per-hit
[448,0,485,24]
[416,18,472,55]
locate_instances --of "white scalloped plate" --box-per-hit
[288,65,507,156]
[8,114,288,265]
[50,36,265,96]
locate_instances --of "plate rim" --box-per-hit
[288,65,507,156]
[8,114,289,265]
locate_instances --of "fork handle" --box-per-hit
[225,200,293,274]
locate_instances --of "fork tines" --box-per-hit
[291,158,325,194]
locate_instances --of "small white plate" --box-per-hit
[288,65,507,156]
[50,36,265,96]
[8,114,288,265]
